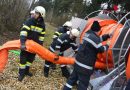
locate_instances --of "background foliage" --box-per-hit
[0,0,129,40]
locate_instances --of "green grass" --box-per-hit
[44,23,56,48]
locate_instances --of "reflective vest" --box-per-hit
[20,18,45,44]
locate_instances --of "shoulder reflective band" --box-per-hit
[83,37,102,49]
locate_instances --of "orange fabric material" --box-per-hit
[95,61,113,69]
[0,49,8,72]
[0,40,75,65]
[80,18,117,43]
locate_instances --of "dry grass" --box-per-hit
[0,52,68,90]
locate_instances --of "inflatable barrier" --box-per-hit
[0,40,113,72]
[0,40,75,63]
[0,49,8,72]
[80,18,123,68]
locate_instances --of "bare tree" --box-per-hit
[0,0,35,33]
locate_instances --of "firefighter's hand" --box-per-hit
[21,44,26,51]
[107,40,111,46]
[102,34,111,41]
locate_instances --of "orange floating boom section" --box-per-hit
[0,40,113,72]
[0,49,8,72]
[0,40,75,65]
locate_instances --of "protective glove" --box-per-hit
[107,40,111,46]
[102,34,111,41]
[21,44,26,51]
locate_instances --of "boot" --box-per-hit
[25,66,33,77]
[18,68,25,81]
[44,66,49,77]
[61,66,70,78]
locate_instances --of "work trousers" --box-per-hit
[63,64,93,90]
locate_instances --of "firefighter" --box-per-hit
[53,21,72,41]
[50,21,72,69]
[63,21,111,90]
[43,29,79,78]
[18,6,46,81]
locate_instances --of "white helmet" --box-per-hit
[34,6,46,18]
[63,21,72,27]
[71,29,80,37]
